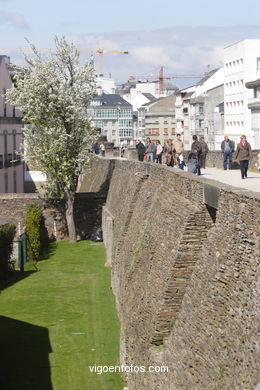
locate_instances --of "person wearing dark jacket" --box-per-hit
[93,141,100,155]
[136,138,146,161]
[221,136,235,170]
[189,135,202,175]
[199,136,209,169]
[234,135,252,179]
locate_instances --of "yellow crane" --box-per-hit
[2,47,129,78]
[88,48,128,77]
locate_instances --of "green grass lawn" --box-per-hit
[0,241,123,390]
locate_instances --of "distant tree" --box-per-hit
[6,36,97,242]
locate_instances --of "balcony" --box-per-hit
[248,97,260,109]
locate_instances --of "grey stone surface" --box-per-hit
[83,158,260,390]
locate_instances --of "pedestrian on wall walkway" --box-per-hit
[155,140,163,164]
[221,136,235,170]
[136,138,145,161]
[234,135,252,179]
[199,136,209,169]
[173,133,184,165]
[93,141,100,155]
[145,137,156,162]
[164,139,174,166]
[100,142,106,157]
[188,135,202,175]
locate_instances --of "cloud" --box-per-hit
[67,34,121,51]
[67,25,260,86]
[0,10,29,29]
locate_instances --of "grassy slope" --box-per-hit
[0,241,123,390]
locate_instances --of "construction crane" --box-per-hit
[2,47,129,79]
[94,48,128,78]
[158,66,203,95]
[129,66,203,95]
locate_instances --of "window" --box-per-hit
[119,109,132,118]
[3,88,6,117]
[90,100,102,106]
[94,120,103,128]
[257,57,260,70]
[7,153,13,167]
[112,130,116,136]
[4,130,7,167]
[13,170,17,193]
[13,129,16,151]
[147,128,159,135]
[4,172,8,193]
[119,129,132,137]
[119,119,132,128]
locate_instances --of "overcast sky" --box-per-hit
[1,0,260,87]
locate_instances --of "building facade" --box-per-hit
[139,94,176,144]
[0,55,24,193]
[88,93,133,146]
[176,69,224,150]
[246,79,260,148]
[224,39,260,148]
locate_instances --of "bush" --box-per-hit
[0,223,16,280]
[24,205,43,262]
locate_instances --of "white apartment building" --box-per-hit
[87,94,133,146]
[96,77,116,94]
[176,69,224,150]
[224,39,260,148]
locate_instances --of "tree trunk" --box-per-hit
[65,192,77,242]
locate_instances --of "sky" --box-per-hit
[1,0,260,87]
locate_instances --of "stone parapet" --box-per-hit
[98,157,260,390]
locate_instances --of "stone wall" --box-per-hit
[0,191,108,241]
[0,193,66,240]
[98,158,260,390]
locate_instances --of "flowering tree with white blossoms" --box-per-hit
[6,36,97,242]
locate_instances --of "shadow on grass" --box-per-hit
[0,315,53,390]
[0,242,57,292]
[0,270,36,292]
[39,241,57,261]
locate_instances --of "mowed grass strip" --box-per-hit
[0,241,123,390]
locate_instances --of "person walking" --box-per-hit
[93,141,100,155]
[136,138,146,161]
[120,141,126,158]
[155,140,163,164]
[234,135,252,179]
[145,137,155,162]
[100,142,106,157]
[221,136,235,170]
[164,139,174,166]
[190,135,202,175]
[173,133,184,165]
[199,136,209,169]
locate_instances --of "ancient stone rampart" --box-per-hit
[98,158,260,390]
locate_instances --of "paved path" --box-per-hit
[195,167,260,193]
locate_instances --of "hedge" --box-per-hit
[0,223,16,280]
[24,205,43,262]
